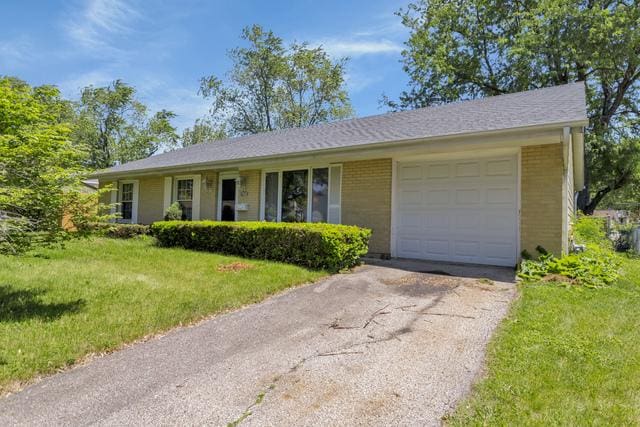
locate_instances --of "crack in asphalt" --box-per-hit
[225,279,489,426]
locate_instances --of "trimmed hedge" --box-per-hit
[86,222,150,239]
[150,221,371,271]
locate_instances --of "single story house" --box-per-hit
[94,82,588,267]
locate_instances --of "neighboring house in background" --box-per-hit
[93,83,588,267]
[62,179,100,231]
[593,209,631,225]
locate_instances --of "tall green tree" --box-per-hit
[180,118,226,147]
[0,76,85,252]
[199,25,353,137]
[74,80,178,169]
[390,0,640,213]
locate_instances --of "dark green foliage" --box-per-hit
[86,222,150,239]
[150,221,371,271]
[392,0,640,212]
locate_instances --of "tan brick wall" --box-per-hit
[521,144,564,256]
[342,159,392,255]
[237,169,261,221]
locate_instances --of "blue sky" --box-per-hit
[1,0,411,132]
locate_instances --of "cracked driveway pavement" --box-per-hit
[0,260,516,426]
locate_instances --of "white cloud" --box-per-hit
[344,71,384,93]
[0,36,33,69]
[62,0,141,55]
[142,85,211,133]
[316,38,402,58]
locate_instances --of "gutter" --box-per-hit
[91,118,590,180]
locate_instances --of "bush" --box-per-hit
[573,215,611,247]
[86,222,150,239]
[164,202,182,221]
[150,221,371,271]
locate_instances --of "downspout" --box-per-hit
[571,127,585,191]
[561,128,571,254]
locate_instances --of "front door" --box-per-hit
[221,178,236,221]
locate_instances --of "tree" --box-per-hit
[199,25,353,137]
[74,80,178,169]
[0,76,85,252]
[390,0,640,213]
[180,118,226,147]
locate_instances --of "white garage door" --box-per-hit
[395,155,518,266]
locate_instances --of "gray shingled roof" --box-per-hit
[96,82,587,176]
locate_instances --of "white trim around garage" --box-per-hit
[392,147,520,266]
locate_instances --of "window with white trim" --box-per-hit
[120,183,134,221]
[175,178,194,220]
[116,180,138,224]
[262,165,341,224]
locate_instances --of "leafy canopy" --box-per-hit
[198,25,353,138]
[74,80,178,169]
[0,77,85,252]
[391,0,640,213]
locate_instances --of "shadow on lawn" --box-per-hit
[0,285,85,322]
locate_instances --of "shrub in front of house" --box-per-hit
[86,222,150,239]
[150,221,371,271]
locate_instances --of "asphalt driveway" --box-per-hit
[0,260,516,426]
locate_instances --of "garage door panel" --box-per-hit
[425,189,450,205]
[426,163,450,179]
[486,187,516,204]
[424,239,449,257]
[454,240,481,257]
[486,159,515,176]
[455,161,481,177]
[396,155,518,266]
[398,237,422,255]
[399,212,423,230]
[399,164,423,181]
[455,189,482,205]
[486,213,517,232]
[424,212,450,230]
[454,212,483,230]
[400,189,422,205]
[483,242,515,260]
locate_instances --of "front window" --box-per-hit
[311,168,328,222]
[264,172,279,222]
[120,183,133,220]
[262,166,341,223]
[176,179,193,220]
[282,170,308,222]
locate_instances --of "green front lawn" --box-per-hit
[0,237,325,394]
[448,255,640,425]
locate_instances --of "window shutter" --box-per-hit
[163,177,172,215]
[192,174,201,220]
[328,165,342,224]
[109,181,118,222]
[131,180,139,224]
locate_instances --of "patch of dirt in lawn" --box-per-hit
[216,262,254,273]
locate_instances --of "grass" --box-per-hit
[448,225,640,424]
[0,237,325,394]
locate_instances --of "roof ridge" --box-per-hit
[196,81,585,146]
